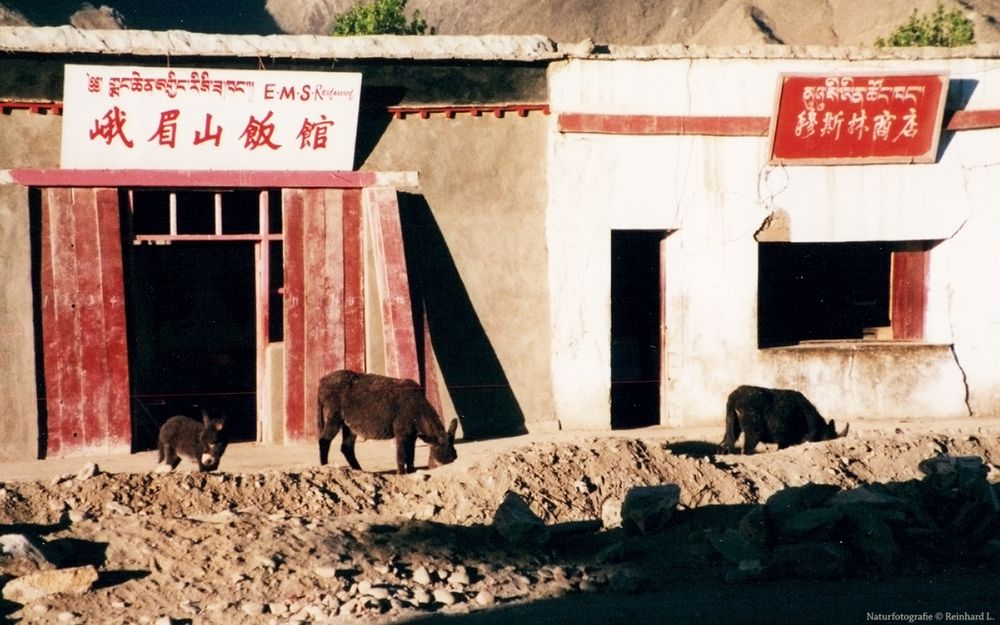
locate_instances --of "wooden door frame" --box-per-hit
[11,169,422,456]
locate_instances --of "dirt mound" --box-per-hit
[2,426,999,623]
[4,427,998,527]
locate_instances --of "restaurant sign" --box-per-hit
[768,73,948,165]
[61,64,362,171]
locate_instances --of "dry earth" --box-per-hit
[1,419,999,624]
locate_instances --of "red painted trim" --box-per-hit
[320,190,347,377]
[94,187,132,451]
[76,189,110,450]
[343,189,366,373]
[282,189,307,442]
[945,109,1000,130]
[134,233,282,243]
[558,113,771,136]
[301,189,327,443]
[388,104,550,119]
[51,189,84,454]
[9,169,377,189]
[39,189,62,454]
[0,101,63,115]
[365,187,419,382]
[892,250,928,340]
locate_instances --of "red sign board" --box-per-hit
[768,73,949,165]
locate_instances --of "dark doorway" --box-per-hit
[126,242,257,451]
[611,230,666,429]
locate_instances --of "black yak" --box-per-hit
[719,385,848,455]
[317,370,458,474]
[155,409,228,472]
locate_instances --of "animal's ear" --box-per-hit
[202,409,211,425]
[447,418,458,440]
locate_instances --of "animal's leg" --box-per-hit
[340,424,362,470]
[165,446,182,469]
[318,401,342,466]
[396,433,417,474]
[720,406,742,453]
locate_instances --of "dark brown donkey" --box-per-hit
[317,370,458,474]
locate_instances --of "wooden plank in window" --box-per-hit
[891,250,929,340]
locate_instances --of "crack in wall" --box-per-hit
[949,344,973,417]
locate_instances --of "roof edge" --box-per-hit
[0,26,560,62]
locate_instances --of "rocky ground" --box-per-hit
[1,421,999,624]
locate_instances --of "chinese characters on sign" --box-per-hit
[61,65,363,171]
[768,73,948,165]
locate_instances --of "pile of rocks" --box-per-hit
[691,455,1000,581]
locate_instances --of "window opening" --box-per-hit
[757,240,937,348]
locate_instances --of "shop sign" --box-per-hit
[768,73,948,164]
[61,64,362,171]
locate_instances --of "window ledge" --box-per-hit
[765,340,952,351]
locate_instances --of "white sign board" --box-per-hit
[60,64,362,171]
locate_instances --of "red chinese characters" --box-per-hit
[768,73,949,164]
[85,107,340,153]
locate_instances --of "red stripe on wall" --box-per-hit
[558,113,771,136]
[945,109,1000,130]
[10,169,377,189]
[558,110,1000,136]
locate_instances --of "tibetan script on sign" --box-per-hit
[61,64,362,171]
[768,73,949,165]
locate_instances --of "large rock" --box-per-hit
[0,535,55,578]
[492,491,550,546]
[843,506,898,570]
[764,484,841,520]
[621,484,681,534]
[2,565,99,603]
[705,528,767,564]
[768,542,848,579]
[737,504,772,546]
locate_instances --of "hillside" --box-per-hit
[5,0,1000,46]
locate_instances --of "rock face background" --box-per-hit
[4,0,1000,46]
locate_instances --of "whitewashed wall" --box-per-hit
[547,55,1000,430]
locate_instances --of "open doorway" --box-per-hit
[611,230,666,429]
[124,189,272,451]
